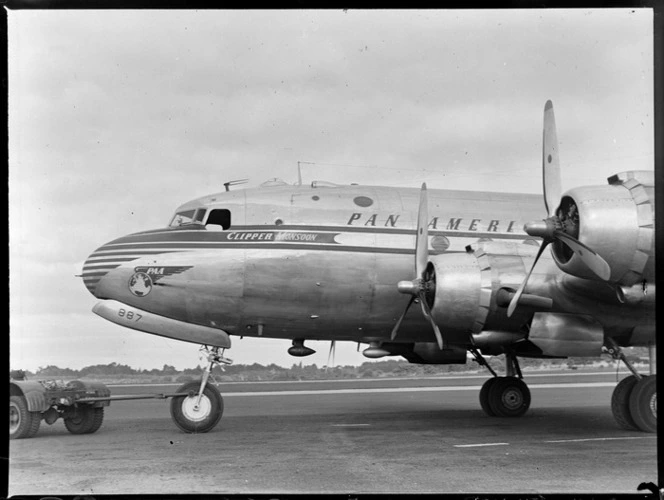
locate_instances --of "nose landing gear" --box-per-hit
[170,346,232,434]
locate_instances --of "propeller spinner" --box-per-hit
[391,183,445,350]
[507,101,611,317]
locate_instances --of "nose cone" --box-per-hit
[81,226,198,298]
[81,244,117,297]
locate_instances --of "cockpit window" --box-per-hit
[194,209,206,223]
[169,208,206,227]
[206,209,231,230]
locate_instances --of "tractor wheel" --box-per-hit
[64,406,101,434]
[170,381,223,434]
[10,395,41,439]
[86,408,105,434]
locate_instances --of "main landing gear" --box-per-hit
[170,346,232,433]
[472,348,531,418]
[605,339,656,433]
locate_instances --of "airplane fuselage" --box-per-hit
[82,182,654,349]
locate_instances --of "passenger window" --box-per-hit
[206,209,231,230]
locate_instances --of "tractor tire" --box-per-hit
[64,406,102,434]
[170,381,223,434]
[10,395,41,439]
[86,408,105,434]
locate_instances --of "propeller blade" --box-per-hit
[507,241,550,317]
[415,183,429,278]
[391,183,437,347]
[390,295,416,341]
[543,100,562,217]
[419,291,444,350]
[327,341,336,369]
[554,230,611,281]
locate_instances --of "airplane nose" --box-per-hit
[81,250,104,297]
[81,227,177,298]
[81,242,123,297]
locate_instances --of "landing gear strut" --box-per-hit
[472,348,531,418]
[170,346,232,433]
[605,339,656,433]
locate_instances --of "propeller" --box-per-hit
[326,341,336,371]
[507,100,611,317]
[391,183,444,350]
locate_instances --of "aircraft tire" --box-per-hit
[479,378,498,416]
[10,395,41,439]
[64,406,100,434]
[488,377,531,418]
[170,381,224,434]
[629,375,656,433]
[610,375,639,431]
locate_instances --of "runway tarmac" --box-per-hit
[8,371,657,495]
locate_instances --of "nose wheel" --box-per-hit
[170,381,224,433]
[170,346,231,433]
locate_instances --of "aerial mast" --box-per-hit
[223,179,248,192]
[297,161,316,186]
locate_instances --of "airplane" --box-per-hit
[80,101,656,435]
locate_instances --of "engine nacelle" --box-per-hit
[552,171,654,286]
[513,312,604,358]
[426,241,554,339]
[379,342,467,364]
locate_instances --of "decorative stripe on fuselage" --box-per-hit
[110,224,527,241]
[82,225,533,291]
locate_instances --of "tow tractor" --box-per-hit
[10,349,229,439]
[10,371,111,439]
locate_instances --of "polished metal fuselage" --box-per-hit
[82,182,655,348]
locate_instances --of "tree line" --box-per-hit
[11,353,638,383]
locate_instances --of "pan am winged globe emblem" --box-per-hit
[128,266,193,297]
[128,272,153,297]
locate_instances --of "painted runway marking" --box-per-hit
[105,371,624,388]
[221,382,616,397]
[331,424,371,427]
[455,436,656,449]
[544,437,657,444]
[455,443,509,448]
[532,383,616,389]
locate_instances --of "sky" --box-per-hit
[8,9,655,372]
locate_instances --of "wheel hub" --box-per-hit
[502,388,523,410]
[10,403,20,433]
[181,395,212,422]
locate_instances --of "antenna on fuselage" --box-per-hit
[297,161,315,186]
[223,179,248,192]
[297,160,378,185]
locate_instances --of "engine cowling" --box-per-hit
[551,171,654,286]
[425,241,555,340]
